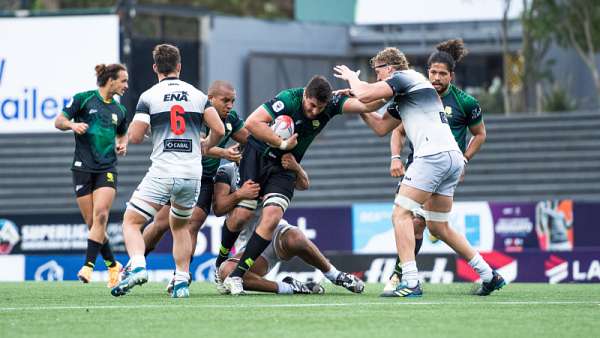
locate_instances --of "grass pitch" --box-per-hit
[1,282,598,338]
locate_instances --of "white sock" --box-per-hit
[175,270,190,284]
[400,261,419,288]
[130,255,146,269]
[468,253,493,282]
[276,281,293,294]
[323,266,341,282]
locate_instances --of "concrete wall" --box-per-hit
[202,15,350,116]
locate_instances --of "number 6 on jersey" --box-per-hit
[170,104,186,135]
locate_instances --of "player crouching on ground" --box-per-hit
[214,160,364,295]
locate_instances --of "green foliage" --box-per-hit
[472,78,505,114]
[22,0,293,19]
[542,82,577,112]
[533,0,600,53]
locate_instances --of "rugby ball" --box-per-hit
[271,115,294,140]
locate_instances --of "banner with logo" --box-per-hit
[0,207,352,256]
[0,15,120,133]
[455,250,600,284]
[23,253,215,282]
[267,254,457,284]
[352,200,595,254]
[491,200,575,252]
[352,202,495,254]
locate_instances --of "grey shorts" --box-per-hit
[131,174,201,209]
[398,150,464,198]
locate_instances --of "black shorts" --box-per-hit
[195,176,215,214]
[239,145,296,202]
[72,170,117,197]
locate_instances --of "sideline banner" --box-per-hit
[0,207,353,256]
[352,200,589,254]
[352,201,495,254]
[0,15,119,133]
[23,253,215,282]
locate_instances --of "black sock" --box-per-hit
[85,239,103,269]
[100,239,117,268]
[393,256,402,276]
[229,232,270,278]
[392,238,424,277]
[215,220,241,267]
[144,247,153,257]
[415,238,423,255]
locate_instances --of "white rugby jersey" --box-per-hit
[385,70,460,157]
[134,77,208,179]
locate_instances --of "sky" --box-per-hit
[355,0,525,24]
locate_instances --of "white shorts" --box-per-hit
[399,150,463,197]
[131,174,201,209]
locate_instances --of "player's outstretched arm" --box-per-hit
[202,106,225,151]
[334,65,394,103]
[127,113,150,144]
[246,106,297,150]
[340,97,387,114]
[360,111,400,136]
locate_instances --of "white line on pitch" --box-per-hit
[0,301,598,312]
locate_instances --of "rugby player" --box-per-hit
[220,75,384,295]
[110,44,224,298]
[215,160,364,295]
[334,47,503,297]
[384,40,499,296]
[55,63,129,288]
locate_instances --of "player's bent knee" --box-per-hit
[126,199,158,221]
[263,193,290,213]
[280,229,306,254]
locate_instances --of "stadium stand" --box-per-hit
[294,110,600,205]
[0,110,599,214]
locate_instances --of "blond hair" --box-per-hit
[370,47,409,71]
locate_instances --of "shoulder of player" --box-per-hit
[72,90,97,104]
[451,84,480,110]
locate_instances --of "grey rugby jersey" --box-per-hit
[385,70,460,157]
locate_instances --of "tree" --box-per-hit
[533,0,600,107]
[500,0,512,114]
[520,0,553,113]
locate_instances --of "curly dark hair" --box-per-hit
[427,39,469,72]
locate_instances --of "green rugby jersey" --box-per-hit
[62,90,128,173]
[440,83,483,152]
[201,109,244,178]
[248,87,348,162]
